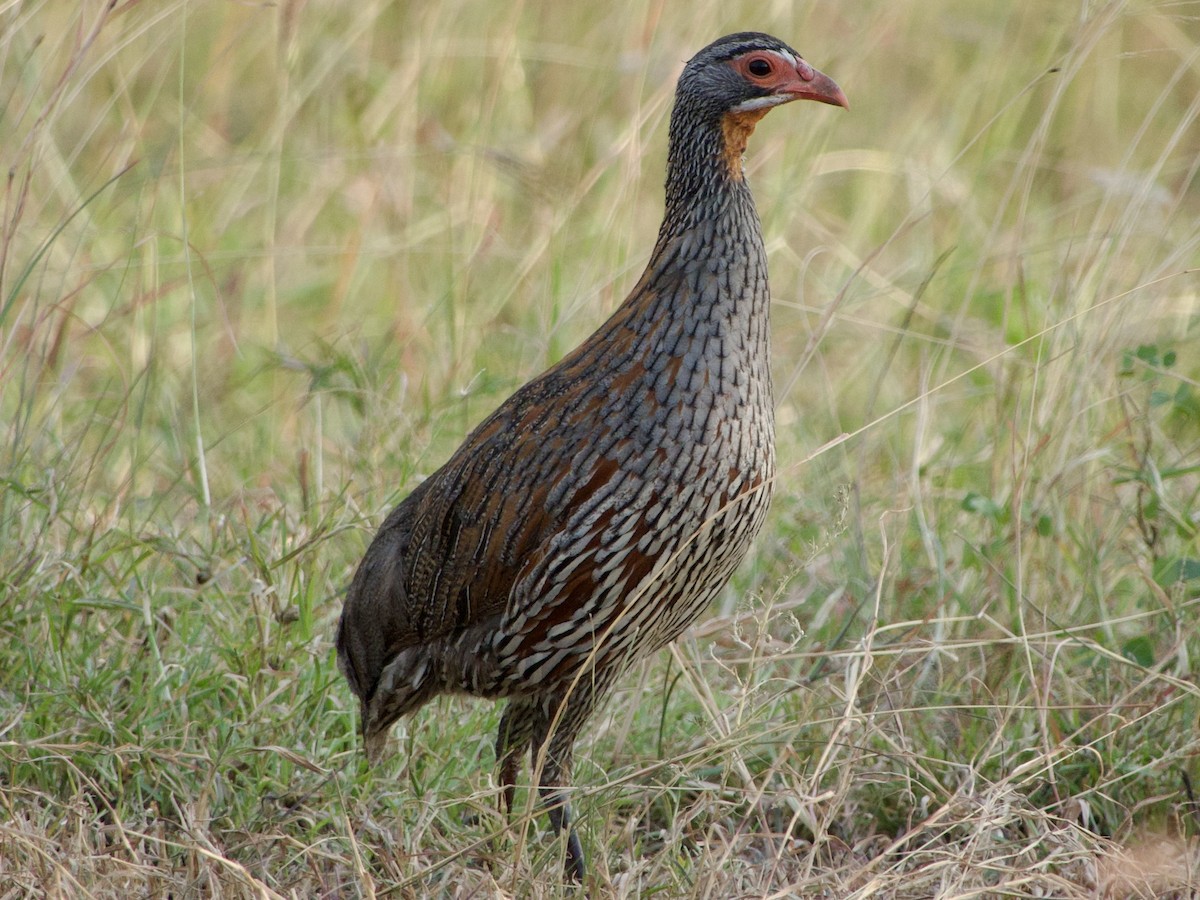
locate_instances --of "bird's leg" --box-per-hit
[531,711,585,883]
[495,699,534,816]
[530,675,619,884]
[528,670,621,881]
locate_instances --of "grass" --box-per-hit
[2,0,1199,896]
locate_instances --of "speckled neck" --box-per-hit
[661,101,762,239]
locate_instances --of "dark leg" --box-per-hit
[531,706,585,882]
[541,780,585,883]
[495,700,535,816]
[529,678,615,884]
[496,696,585,880]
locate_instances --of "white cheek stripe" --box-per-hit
[731,94,792,113]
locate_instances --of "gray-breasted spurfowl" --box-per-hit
[337,32,847,880]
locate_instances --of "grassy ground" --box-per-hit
[2,0,1199,896]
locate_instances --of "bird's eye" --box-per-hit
[747,57,772,77]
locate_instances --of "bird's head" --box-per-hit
[680,32,848,116]
[671,32,847,181]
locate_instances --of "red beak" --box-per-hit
[785,59,849,110]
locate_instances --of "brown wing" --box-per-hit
[399,265,681,632]
[401,380,576,637]
[337,268,673,703]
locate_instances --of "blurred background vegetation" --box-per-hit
[2,1,1198,896]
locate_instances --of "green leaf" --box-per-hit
[1153,557,1200,587]
[962,491,1002,519]
[1121,635,1155,668]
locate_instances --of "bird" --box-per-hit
[336,31,847,881]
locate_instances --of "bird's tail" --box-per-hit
[360,646,438,764]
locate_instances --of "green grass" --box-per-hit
[2,0,1199,896]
